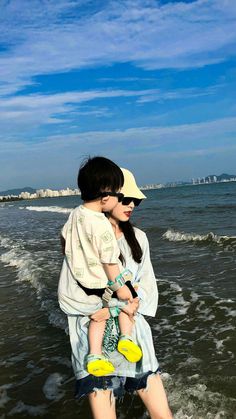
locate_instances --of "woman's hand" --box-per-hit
[90,308,110,322]
[121,297,139,318]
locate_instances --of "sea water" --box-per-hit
[0,182,236,418]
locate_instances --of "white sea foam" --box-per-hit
[163,373,236,419]
[170,282,182,292]
[0,234,68,333]
[190,291,199,302]
[216,325,235,334]
[173,294,191,315]
[8,401,47,416]
[24,206,72,214]
[225,309,236,317]
[0,247,44,293]
[163,229,236,249]
[215,339,225,351]
[0,235,12,249]
[215,299,234,304]
[0,385,11,408]
[42,373,65,401]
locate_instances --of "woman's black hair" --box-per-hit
[77,156,124,201]
[119,220,143,264]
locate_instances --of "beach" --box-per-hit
[0,182,236,418]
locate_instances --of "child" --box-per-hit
[61,156,142,376]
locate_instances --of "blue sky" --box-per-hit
[0,0,236,190]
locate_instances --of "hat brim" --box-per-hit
[120,168,146,199]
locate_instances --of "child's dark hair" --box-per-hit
[119,221,143,264]
[78,156,124,201]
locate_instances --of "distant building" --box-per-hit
[140,183,164,190]
[1,173,236,202]
[12,188,81,201]
[19,191,32,199]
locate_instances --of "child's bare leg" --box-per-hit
[117,311,142,362]
[88,319,106,355]
[87,319,115,376]
[118,311,133,336]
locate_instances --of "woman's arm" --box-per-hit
[133,230,158,317]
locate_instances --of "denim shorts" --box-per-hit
[75,369,160,400]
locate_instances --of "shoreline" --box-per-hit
[1,179,235,203]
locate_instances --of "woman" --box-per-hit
[58,168,172,419]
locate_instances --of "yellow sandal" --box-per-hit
[86,354,115,377]
[117,335,142,363]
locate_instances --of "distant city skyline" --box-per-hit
[1,172,235,201]
[0,0,236,190]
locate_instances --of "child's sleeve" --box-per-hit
[92,220,121,265]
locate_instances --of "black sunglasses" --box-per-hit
[121,197,142,207]
[100,191,124,202]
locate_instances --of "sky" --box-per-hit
[0,0,236,190]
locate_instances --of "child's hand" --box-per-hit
[90,308,110,322]
[116,284,133,302]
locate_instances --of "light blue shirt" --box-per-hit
[58,227,159,379]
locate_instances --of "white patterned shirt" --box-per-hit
[61,205,121,289]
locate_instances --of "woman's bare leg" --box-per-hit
[137,373,172,419]
[88,390,116,419]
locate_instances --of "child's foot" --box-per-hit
[117,335,142,362]
[86,354,115,377]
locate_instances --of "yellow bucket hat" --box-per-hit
[120,168,146,199]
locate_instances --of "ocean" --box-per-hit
[0,182,235,419]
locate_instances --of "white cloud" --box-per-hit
[0,84,224,137]
[0,0,236,95]
[58,116,236,153]
[1,115,235,188]
[0,88,143,137]
[1,116,235,154]
[137,85,222,103]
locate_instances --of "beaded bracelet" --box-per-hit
[107,269,133,291]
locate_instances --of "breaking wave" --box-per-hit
[24,206,72,214]
[163,229,236,250]
[0,234,67,331]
